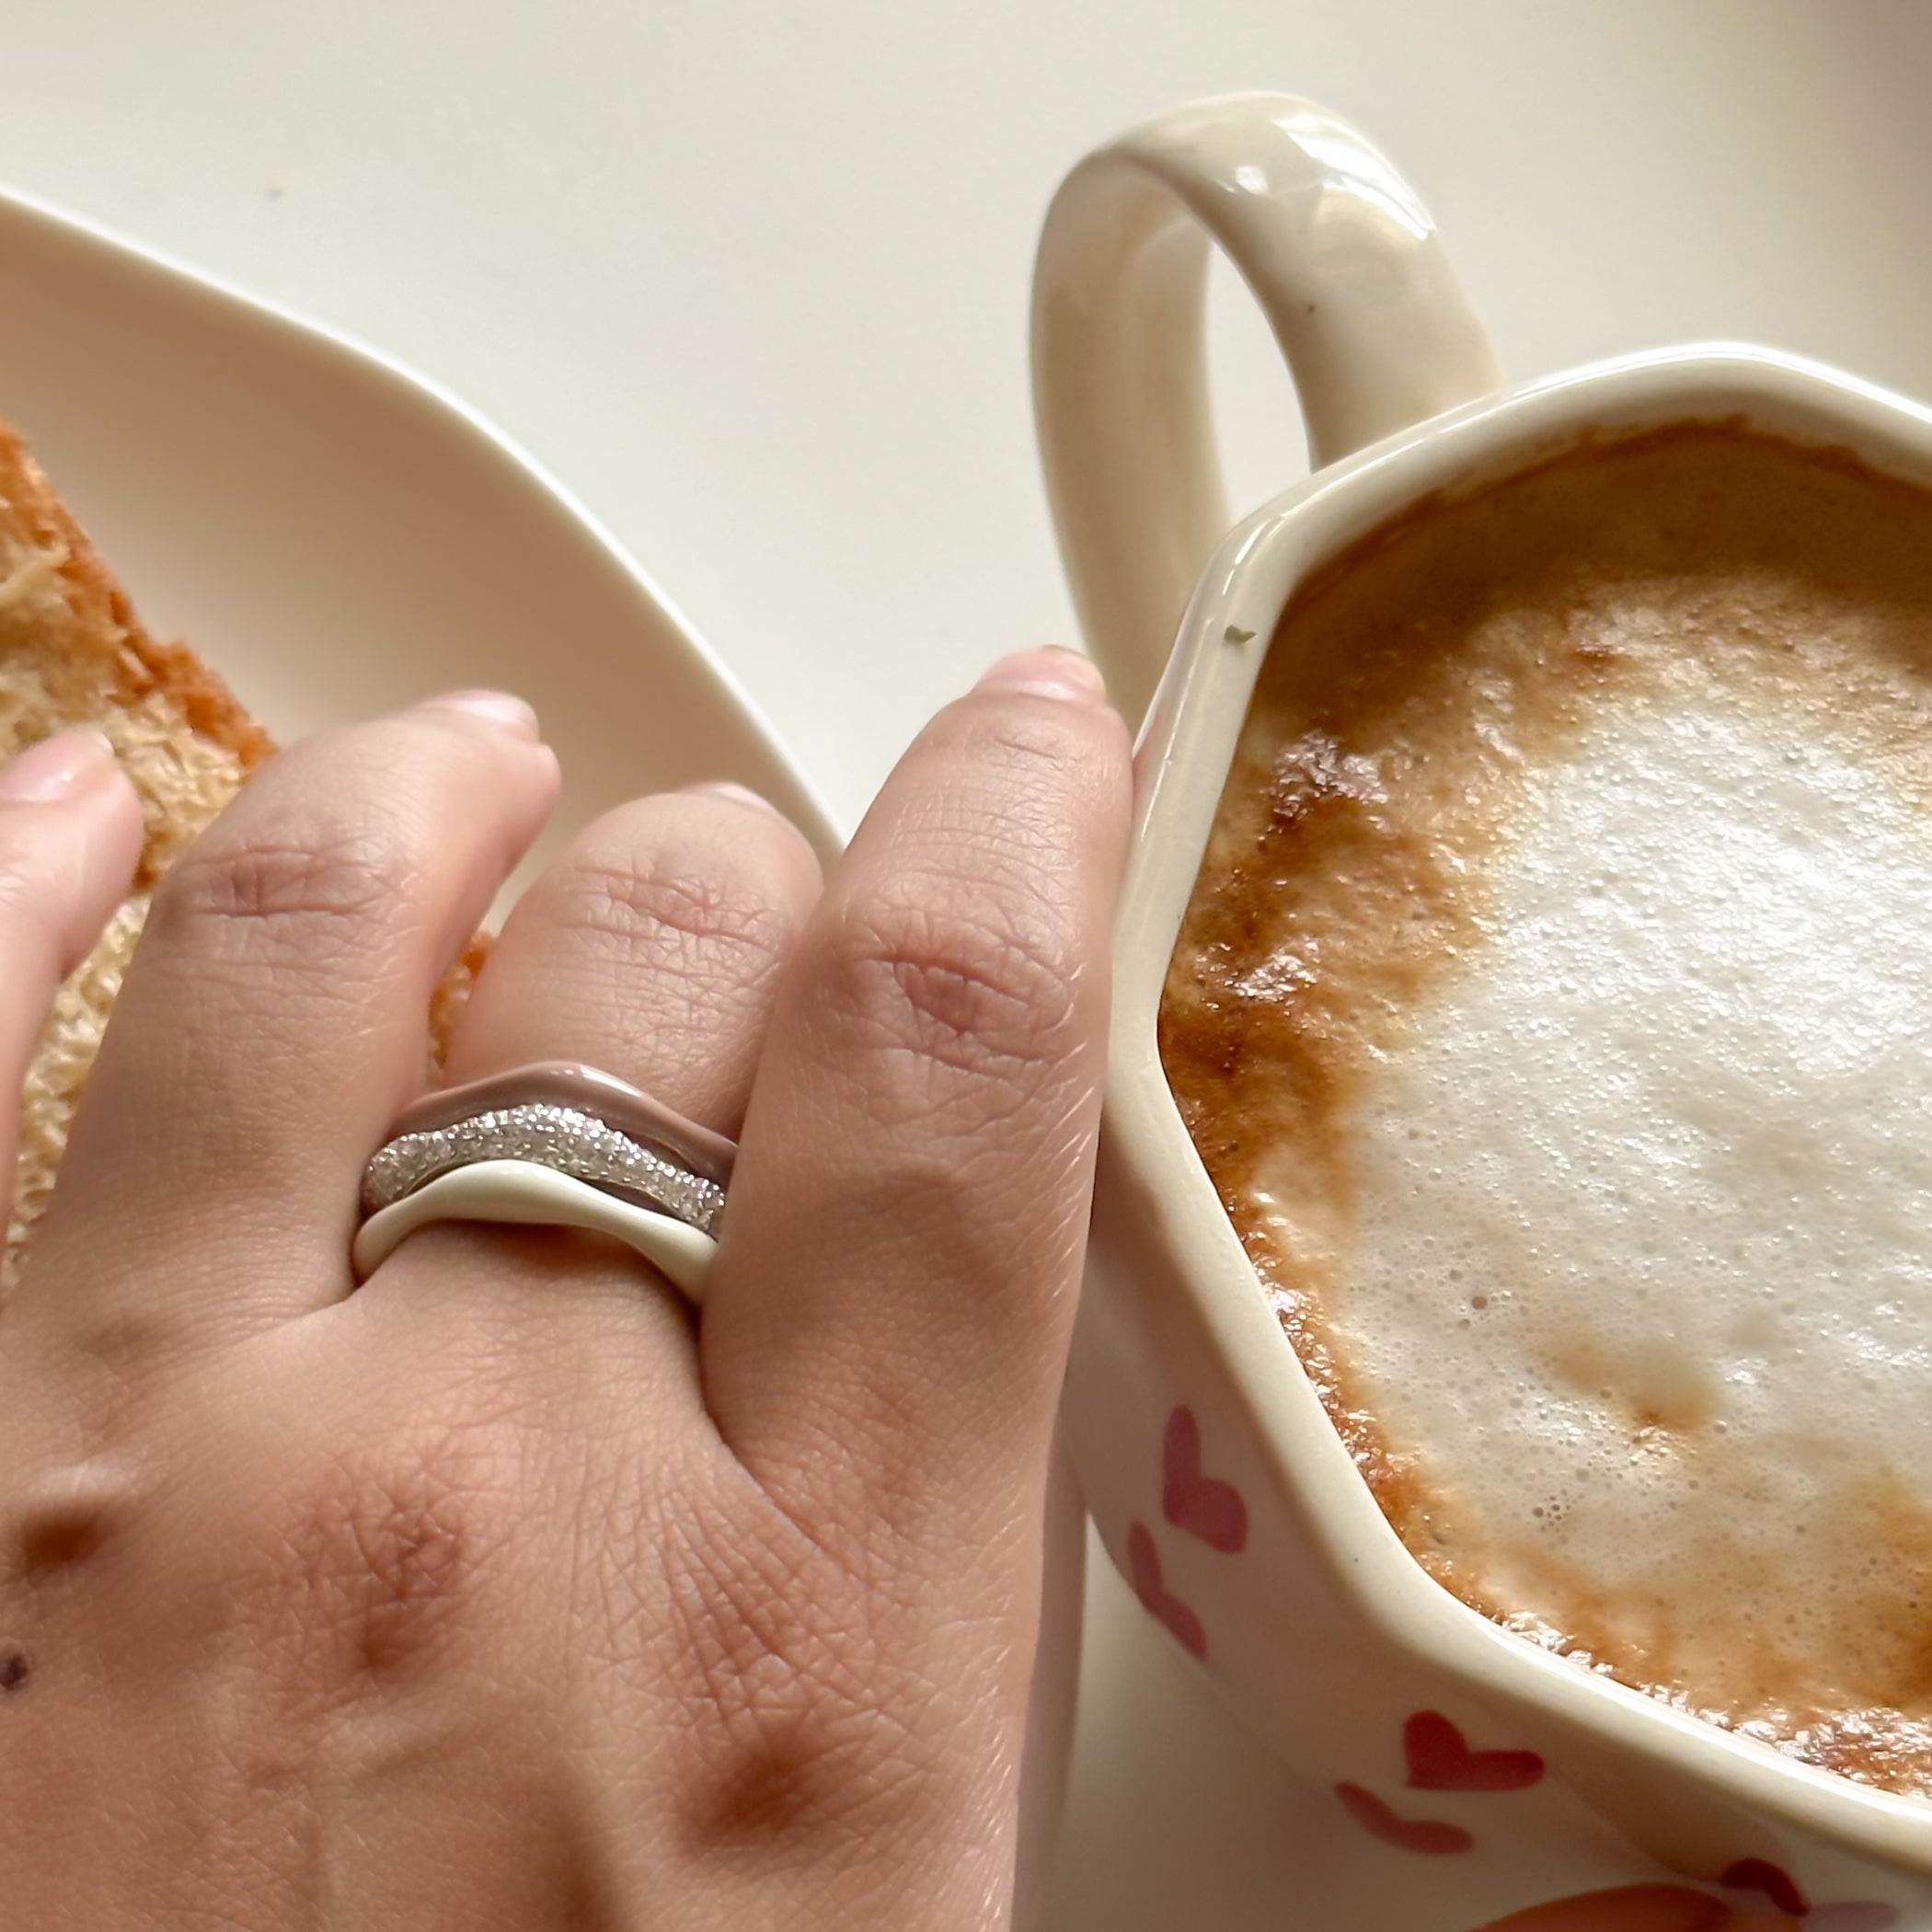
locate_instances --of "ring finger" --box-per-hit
[363,782,822,1333]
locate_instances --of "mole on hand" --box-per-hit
[0,1650,30,1692]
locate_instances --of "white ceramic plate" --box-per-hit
[0,183,840,866]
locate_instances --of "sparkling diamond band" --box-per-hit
[353,1063,734,1294]
[391,1060,735,1189]
[362,1101,727,1237]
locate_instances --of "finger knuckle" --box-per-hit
[541,848,798,1023]
[570,849,791,962]
[816,883,1083,1105]
[156,812,423,969]
[656,1501,928,1857]
[941,689,1103,773]
[236,1427,509,1706]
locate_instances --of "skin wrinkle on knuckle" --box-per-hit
[154,821,430,974]
[983,712,1085,771]
[236,1428,507,1708]
[654,1497,935,1857]
[813,888,1086,1112]
[930,687,1100,781]
[788,949,1105,1256]
[545,854,795,985]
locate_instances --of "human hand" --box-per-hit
[0,650,1128,1929]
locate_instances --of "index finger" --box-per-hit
[0,731,144,1251]
[699,648,1130,1560]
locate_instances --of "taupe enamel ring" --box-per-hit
[352,1061,735,1300]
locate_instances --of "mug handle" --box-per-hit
[1031,93,1504,730]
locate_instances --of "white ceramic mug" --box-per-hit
[1033,93,1932,1926]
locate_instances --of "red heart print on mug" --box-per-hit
[1161,1405,1248,1553]
[1719,1860,1896,1931]
[1126,1521,1206,1660]
[1333,1780,1475,1855]
[1721,1861,1807,1917]
[1405,1708,1545,1792]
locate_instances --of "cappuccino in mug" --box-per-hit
[1161,424,1932,1797]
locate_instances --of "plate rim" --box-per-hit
[0,175,844,859]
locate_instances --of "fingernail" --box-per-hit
[683,780,780,816]
[974,646,1106,705]
[418,690,541,740]
[0,729,117,802]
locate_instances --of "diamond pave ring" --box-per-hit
[351,1062,736,1300]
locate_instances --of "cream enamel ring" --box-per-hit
[352,1161,719,1298]
[353,1062,734,1298]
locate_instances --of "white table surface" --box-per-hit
[7,5,1932,1923]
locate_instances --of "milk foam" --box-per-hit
[1307,682,1932,1699]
